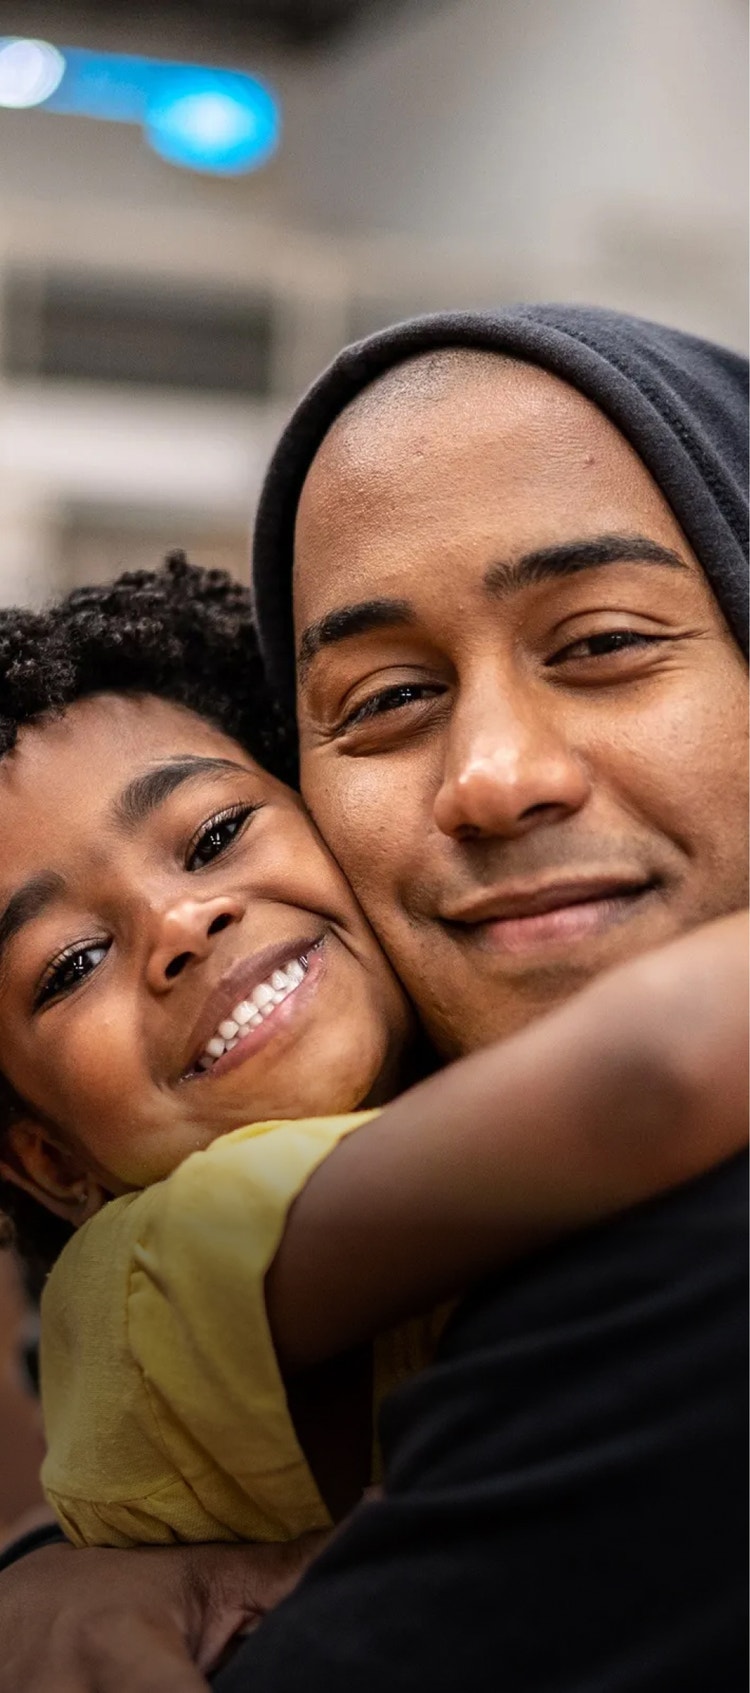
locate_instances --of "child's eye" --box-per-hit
[186,805,256,871]
[36,942,110,1011]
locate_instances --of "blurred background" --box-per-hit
[0,0,746,1542]
[0,0,746,611]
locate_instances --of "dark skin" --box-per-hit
[0,713,746,1532]
[294,354,748,1053]
[0,697,410,1525]
[2,914,747,1693]
[2,352,748,1690]
[0,694,412,1212]
[3,698,745,1532]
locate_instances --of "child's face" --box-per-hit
[0,693,412,1206]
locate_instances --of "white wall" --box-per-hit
[2,0,746,332]
[0,0,746,605]
[279,0,747,337]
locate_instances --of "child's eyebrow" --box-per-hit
[0,871,66,982]
[112,756,250,831]
[0,759,251,984]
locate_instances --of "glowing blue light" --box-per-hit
[0,37,65,108]
[146,72,279,175]
[0,41,280,176]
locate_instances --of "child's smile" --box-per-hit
[183,934,326,1080]
[0,692,412,1212]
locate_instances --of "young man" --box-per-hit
[1,305,747,1693]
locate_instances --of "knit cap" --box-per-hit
[252,304,748,707]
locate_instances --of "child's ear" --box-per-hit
[0,1119,106,1225]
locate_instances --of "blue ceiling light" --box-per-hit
[146,70,279,176]
[0,39,280,176]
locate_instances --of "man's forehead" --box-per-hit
[294,357,692,609]
[312,349,552,468]
[299,356,640,530]
[332,346,524,427]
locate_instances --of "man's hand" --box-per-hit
[0,1534,326,1692]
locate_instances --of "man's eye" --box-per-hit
[548,629,665,666]
[186,805,255,871]
[340,682,444,732]
[36,942,110,1010]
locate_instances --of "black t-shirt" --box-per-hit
[215,1153,749,1692]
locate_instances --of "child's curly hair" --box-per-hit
[0,553,295,1287]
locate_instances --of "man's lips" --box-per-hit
[442,874,656,926]
[181,932,325,1078]
[440,875,659,951]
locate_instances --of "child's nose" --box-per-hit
[146,894,244,991]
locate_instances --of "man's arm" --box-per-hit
[268,912,748,1371]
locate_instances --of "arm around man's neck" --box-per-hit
[267,911,749,1372]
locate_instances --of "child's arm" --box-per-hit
[267,912,748,1374]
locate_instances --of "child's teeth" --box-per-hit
[197,950,315,1072]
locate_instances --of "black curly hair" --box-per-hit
[0,552,295,1288]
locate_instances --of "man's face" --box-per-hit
[293,355,749,1058]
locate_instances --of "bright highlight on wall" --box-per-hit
[0,38,280,175]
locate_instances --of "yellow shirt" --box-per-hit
[40,1114,441,1548]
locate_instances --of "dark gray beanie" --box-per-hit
[252,304,749,707]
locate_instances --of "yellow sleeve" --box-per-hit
[42,1112,375,1546]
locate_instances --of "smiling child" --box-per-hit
[0,558,745,1548]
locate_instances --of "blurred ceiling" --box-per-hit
[22,0,435,50]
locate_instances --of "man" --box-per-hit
[1,305,747,1692]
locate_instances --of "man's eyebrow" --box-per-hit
[295,537,689,679]
[0,871,66,981]
[297,598,416,680]
[483,534,690,598]
[113,756,249,830]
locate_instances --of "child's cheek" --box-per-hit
[53,1021,158,1182]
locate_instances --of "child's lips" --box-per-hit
[180,933,326,1082]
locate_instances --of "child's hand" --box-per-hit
[0,1533,328,1692]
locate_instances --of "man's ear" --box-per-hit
[0,1119,106,1225]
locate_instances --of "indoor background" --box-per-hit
[0,0,747,1540]
[0,0,746,608]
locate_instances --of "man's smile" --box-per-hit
[439,874,661,957]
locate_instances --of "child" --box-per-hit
[0,558,745,1549]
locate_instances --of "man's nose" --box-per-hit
[433,675,590,841]
[145,893,244,992]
